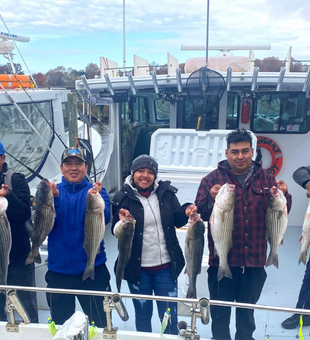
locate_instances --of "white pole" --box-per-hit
[123,0,126,74]
[206,0,210,65]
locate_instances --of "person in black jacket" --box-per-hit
[281,166,310,329]
[111,154,197,335]
[0,142,38,323]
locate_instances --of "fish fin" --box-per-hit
[186,286,197,299]
[82,265,95,281]
[34,252,42,264]
[265,254,279,269]
[116,278,121,293]
[217,265,233,281]
[209,212,214,226]
[25,253,34,266]
[299,253,307,265]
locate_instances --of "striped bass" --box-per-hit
[265,186,288,268]
[0,197,11,286]
[115,214,136,292]
[184,213,205,298]
[82,187,105,281]
[25,179,55,265]
[210,183,235,281]
[299,198,310,265]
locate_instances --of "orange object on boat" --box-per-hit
[0,74,34,89]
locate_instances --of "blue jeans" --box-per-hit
[128,267,178,334]
[296,257,310,309]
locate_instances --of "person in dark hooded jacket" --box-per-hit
[0,142,38,323]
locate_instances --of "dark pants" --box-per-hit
[296,257,310,309]
[45,263,111,327]
[0,254,38,323]
[208,266,267,340]
[127,267,178,335]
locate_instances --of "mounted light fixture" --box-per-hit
[176,68,182,93]
[251,67,259,92]
[226,67,232,91]
[80,75,92,97]
[302,68,310,93]
[151,70,159,94]
[104,74,114,96]
[128,72,137,95]
[276,67,286,91]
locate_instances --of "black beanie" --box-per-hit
[131,154,158,177]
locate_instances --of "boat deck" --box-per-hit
[32,223,310,339]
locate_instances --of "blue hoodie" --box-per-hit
[47,176,111,275]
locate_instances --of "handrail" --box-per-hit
[1,284,310,316]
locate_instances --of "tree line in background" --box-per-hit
[0,56,308,88]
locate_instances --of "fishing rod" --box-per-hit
[5,150,44,180]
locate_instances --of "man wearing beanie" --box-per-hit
[0,142,38,323]
[112,154,197,335]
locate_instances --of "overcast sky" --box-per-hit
[1,0,309,74]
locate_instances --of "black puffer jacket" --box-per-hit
[112,179,189,285]
[0,163,31,263]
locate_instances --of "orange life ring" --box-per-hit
[0,74,34,89]
[257,136,283,177]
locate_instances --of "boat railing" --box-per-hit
[1,284,310,339]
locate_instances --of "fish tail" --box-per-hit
[82,264,95,281]
[217,265,233,281]
[299,253,307,265]
[265,254,279,268]
[34,252,42,264]
[116,278,122,293]
[25,252,35,265]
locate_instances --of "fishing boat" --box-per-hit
[1,34,310,338]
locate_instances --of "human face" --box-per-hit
[60,157,88,183]
[0,154,5,172]
[225,141,254,175]
[133,168,155,189]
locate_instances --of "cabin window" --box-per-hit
[132,97,148,124]
[181,97,219,130]
[252,92,310,133]
[155,99,170,121]
[226,92,240,129]
[0,101,54,178]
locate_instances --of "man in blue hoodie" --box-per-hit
[46,147,111,327]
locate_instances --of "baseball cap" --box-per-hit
[61,147,86,164]
[0,142,5,155]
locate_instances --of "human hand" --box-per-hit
[119,208,131,221]
[49,182,59,197]
[0,184,10,197]
[306,181,310,198]
[93,181,103,192]
[185,204,197,217]
[276,180,287,195]
[210,184,222,200]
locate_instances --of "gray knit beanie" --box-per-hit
[131,154,158,177]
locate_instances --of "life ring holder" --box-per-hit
[256,136,283,177]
